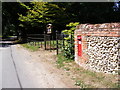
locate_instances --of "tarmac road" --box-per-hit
[1,41,22,88]
[1,41,77,89]
[1,41,41,88]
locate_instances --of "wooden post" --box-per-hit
[50,35,51,52]
[33,41,34,46]
[32,40,34,46]
[29,39,31,45]
[56,30,58,55]
[38,41,39,47]
[41,40,42,48]
[35,41,36,46]
[52,35,55,48]
[30,40,32,46]
[44,31,47,50]
[32,41,33,46]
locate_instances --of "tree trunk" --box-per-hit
[18,28,27,43]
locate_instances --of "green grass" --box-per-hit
[56,53,119,88]
[113,83,120,88]
[45,40,57,47]
[21,43,39,51]
[56,53,73,68]
[0,35,18,38]
[75,80,89,88]
[74,67,119,88]
[21,40,63,52]
[8,36,15,37]
[56,54,66,68]
[27,40,63,48]
[45,40,63,47]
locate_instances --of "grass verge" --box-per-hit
[57,53,73,68]
[25,40,63,49]
[56,53,119,88]
[21,43,39,51]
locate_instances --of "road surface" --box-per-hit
[1,41,77,88]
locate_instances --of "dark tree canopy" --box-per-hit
[2,2,120,37]
[2,2,27,37]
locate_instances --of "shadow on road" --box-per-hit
[0,37,22,48]
[0,41,16,48]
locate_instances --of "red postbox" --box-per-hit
[77,35,82,56]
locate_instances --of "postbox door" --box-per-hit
[77,36,82,56]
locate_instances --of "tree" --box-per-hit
[18,2,70,33]
[62,22,79,59]
[2,2,27,38]
[2,2,120,39]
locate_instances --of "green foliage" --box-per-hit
[57,53,73,68]
[18,2,66,31]
[57,53,65,68]
[75,80,86,88]
[110,82,120,88]
[21,43,39,51]
[3,2,120,38]
[62,22,79,59]
[2,2,27,38]
[18,2,49,27]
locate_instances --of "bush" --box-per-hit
[61,22,79,59]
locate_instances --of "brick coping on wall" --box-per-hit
[75,23,120,37]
